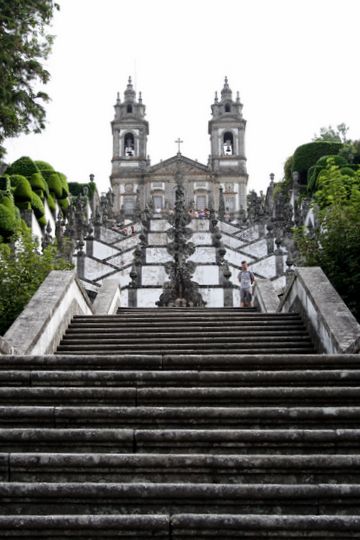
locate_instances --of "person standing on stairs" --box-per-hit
[238,260,255,308]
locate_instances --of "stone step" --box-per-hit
[74,314,301,323]
[3,453,360,483]
[1,428,360,454]
[65,329,310,338]
[67,322,307,330]
[1,513,360,538]
[71,314,302,320]
[3,369,360,387]
[56,347,315,355]
[1,354,359,370]
[0,482,359,515]
[61,336,312,345]
[1,386,360,406]
[1,406,360,429]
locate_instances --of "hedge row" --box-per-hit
[292,141,343,184]
[0,156,71,240]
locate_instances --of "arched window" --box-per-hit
[223,131,234,155]
[127,104,133,114]
[124,133,135,157]
[225,103,231,113]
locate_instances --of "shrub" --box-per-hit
[0,227,73,335]
[284,155,294,183]
[292,142,343,184]
[6,156,39,178]
[31,191,45,219]
[57,172,70,198]
[47,193,56,213]
[58,197,69,212]
[295,162,360,319]
[46,173,63,198]
[34,160,55,172]
[0,193,21,241]
[10,175,33,203]
[30,172,49,198]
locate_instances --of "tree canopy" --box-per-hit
[295,160,360,320]
[0,0,59,158]
[312,123,350,143]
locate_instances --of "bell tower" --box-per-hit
[208,77,248,212]
[110,77,149,216]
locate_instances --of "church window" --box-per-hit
[225,103,231,113]
[124,133,135,157]
[127,104,133,113]
[123,196,136,215]
[223,131,233,155]
[153,195,163,210]
[225,196,236,211]
[196,195,207,210]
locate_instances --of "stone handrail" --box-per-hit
[93,278,121,315]
[4,270,93,355]
[253,279,280,313]
[278,267,360,354]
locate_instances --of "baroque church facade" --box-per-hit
[110,77,248,218]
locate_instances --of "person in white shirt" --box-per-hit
[238,260,255,308]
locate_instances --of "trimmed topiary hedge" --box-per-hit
[46,173,63,199]
[29,172,49,199]
[10,175,33,203]
[30,192,45,221]
[47,193,56,213]
[57,172,70,199]
[6,156,40,178]
[0,193,21,240]
[292,142,343,184]
[58,197,69,212]
[34,160,55,172]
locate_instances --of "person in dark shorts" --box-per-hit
[238,260,255,307]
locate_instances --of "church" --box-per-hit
[110,77,248,218]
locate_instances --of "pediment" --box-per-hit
[148,155,209,177]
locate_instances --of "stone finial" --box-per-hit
[221,76,232,100]
[89,173,95,182]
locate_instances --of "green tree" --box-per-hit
[0,226,72,335]
[0,0,59,158]
[295,161,360,320]
[312,123,350,143]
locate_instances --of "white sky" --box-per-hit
[4,0,360,195]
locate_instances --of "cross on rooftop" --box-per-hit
[175,138,183,154]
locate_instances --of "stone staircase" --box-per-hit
[2,308,360,537]
[57,308,315,355]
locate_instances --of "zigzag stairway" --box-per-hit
[1,307,360,537]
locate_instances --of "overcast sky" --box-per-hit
[4,0,360,195]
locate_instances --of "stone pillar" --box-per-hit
[266,224,275,255]
[275,237,284,277]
